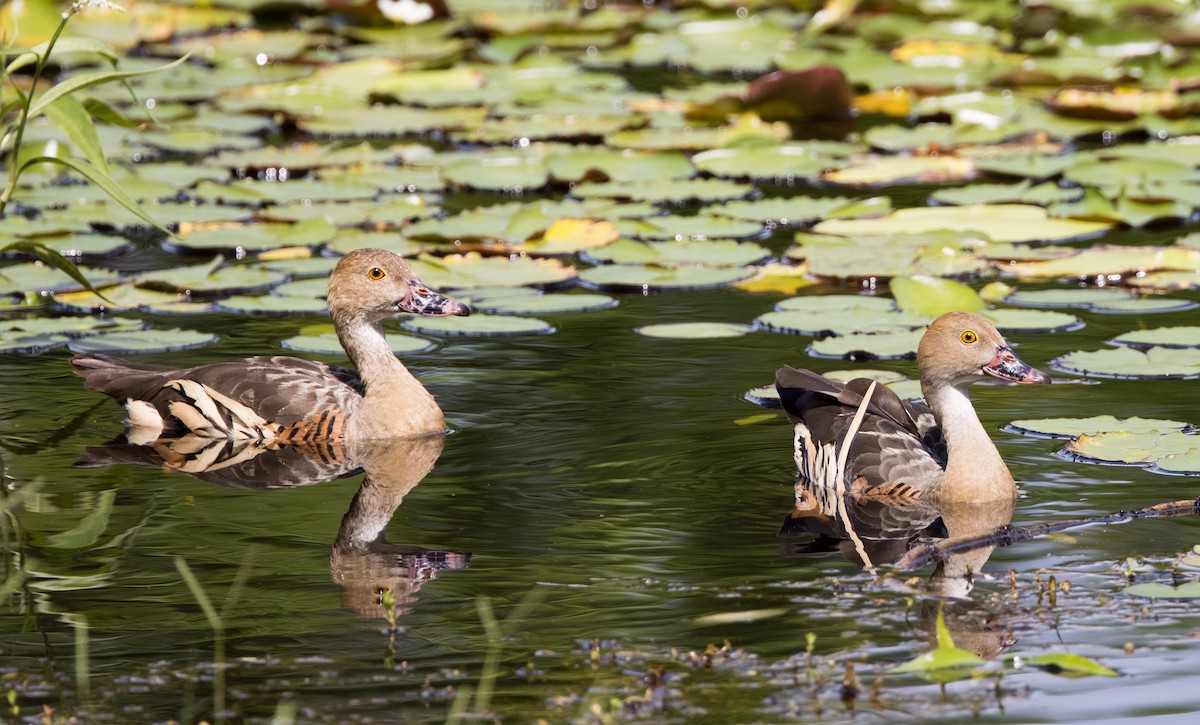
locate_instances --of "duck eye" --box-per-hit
[961,330,978,344]
[367,267,386,281]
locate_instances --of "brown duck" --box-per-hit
[775,311,1050,503]
[73,248,469,443]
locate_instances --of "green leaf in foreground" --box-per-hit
[891,275,983,316]
[888,604,984,679]
[1018,653,1118,677]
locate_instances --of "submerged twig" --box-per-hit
[896,498,1200,570]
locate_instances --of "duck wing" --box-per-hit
[73,353,364,437]
[775,366,946,498]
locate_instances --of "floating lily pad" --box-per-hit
[13,234,133,258]
[326,230,431,257]
[616,215,765,241]
[441,158,549,192]
[296,105,489,137]
[1112,326,1200,349]
[214,295,329,315]
[1005,415,1193,439]
[570,178,755,204]
[1003,288,1135,308]
[891,276,983,317]
[0,263,123,295]
[755,308,923,337]
[67,328,219,354]
[586,239,770,267]
[578,264,754,291]
[516,219,620,256]
[822,155,975,186]
[407,253,577,289]
[774,295,896,313]
[718,195,857,224]
[264,196,435,226]
[1018,654,1118,677]
[466,292,617,315]
[635,322,752,339]
[813,204,1113,244]
[1123,582,1200,599]
[51,286,211,314]
[280,331,435,355]
[0,332,69,354]
[547,149,693,183]
[1090,298,1200,314]
[691,146,834,180]
[1052,346,1200,380]
[1007,245,1200,281]
[983,308,1083,333]
[136,258,288,296]
[400,313,554,337]
[808,329,924,360]
[1063,430,1200,467]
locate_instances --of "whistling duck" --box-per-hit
[775,311,1050,503]
[73,248,469,442]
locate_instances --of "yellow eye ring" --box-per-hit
[367,266,386,281]
[961,330,978,344]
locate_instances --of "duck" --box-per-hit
[73,248,469,443]
[775,311,1050,503]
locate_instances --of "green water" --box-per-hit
[3,229,1200,722]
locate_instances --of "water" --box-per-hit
[3,236,1200,723]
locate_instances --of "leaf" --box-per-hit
[19,156,170,235]
[44,490,116,550]
[891,276,984,316]
[1020,653,1118,677]
[1123,582,1200,599]
[3,37,121,75]
[888,604,984,676]
[42,94,108,175]
[27,53,192,121]
[0,241,112,301]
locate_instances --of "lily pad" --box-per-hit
[1063,430,1200,467]
[813,204,1113,244]
[547,149,693,183]
[635,322,752,339]
[466,292,617,315]
[213,295,329,315]
[808,329,925,360]
[400,313,554,337]
[67,328,219,354]
[774,295,896,313]
[1090,298,1199,314]
[755,308,923,337]
[822,155,975,186]
[407,253,577,289]
[691,146,835,181]
[569,178,755,204]
[1112,326,1200,349]
[1052,346,1200,380]
[578,264,754,291]
[717,195,857,224]
[1005,415,1193,439]
[280,331,435,355]
[983,308,1083,333]
[1123,582,1200,599]
[891,276,984,317]
[616,215,766,241]
[586,239,770,267]
[1003,288,1135,308]
[1018,654,1118,677]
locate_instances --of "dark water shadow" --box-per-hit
[778,479,1016,659]
[75,433,471,620]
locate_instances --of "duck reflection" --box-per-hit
[780,481,1016,658]
[76,433,469,620]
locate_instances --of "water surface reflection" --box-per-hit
[77,433,471,620]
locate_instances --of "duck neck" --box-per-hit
[337,314,444,438]
[923,381,1015,502]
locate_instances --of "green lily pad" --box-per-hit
[570,178,755,204]
[1003,288,1135,308]
[577,264,754,291]
[441,158,549,192]
[0,263,123,295]
[266,196,436,227]
[717,195,857,224]
[586,239,769,267]
[466,292,617,315]
[1112,326,1200,349]
[774,295,896,313]
[691,146,834,180]
[891,276,984,317]
[547,149,693,183]
[214,295,329,315]
[822,154,976,186]
[67,328,219,354]
[407,253,577,288]
[1063,430,1200,466]
[616,215,766,241]
[280,331,435,355]
[813,204,1113,244]
[325,230,431,257]
[1153,449,1200,475]
[0,332,68,354]
[296,105,489,136]
[136,258,288,296]
[972,154,1075,179]
[1090,298,1199,314]
[51,285,212,314]
[982,308,1083,333]
[1127,271,1200,291]
[1123,582,1200,599]
[787,230,991,280]
[635,322,752,339]
[1008,245,1200,280]
[8,234,133,258]
[808,329,925,360]
[1005,415,1192,439]
[1052,346,1200,380]
[755,308,923,337]
[400,313,554,337]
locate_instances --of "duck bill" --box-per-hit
[982,346,1051,385]
[400,279,470,317]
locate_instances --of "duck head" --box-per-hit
[327,248,470,323]
[917,311,1051,389]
